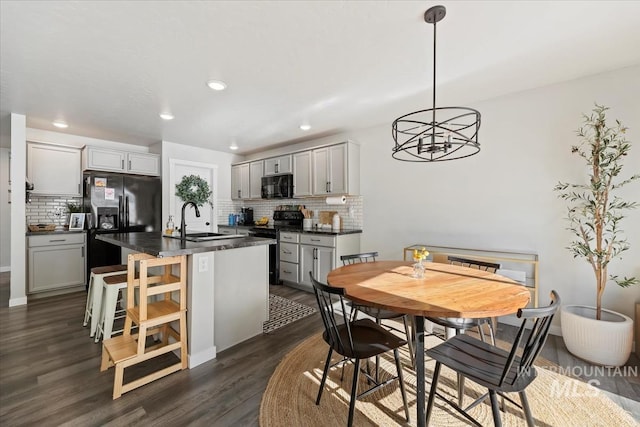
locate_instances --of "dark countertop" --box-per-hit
[26,230,86,236]
[97,232,276,257]
[219,224,362,236]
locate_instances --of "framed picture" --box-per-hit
[69,213,85,231]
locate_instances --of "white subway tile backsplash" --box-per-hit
[26,196,82,227]
[217,196,363,229]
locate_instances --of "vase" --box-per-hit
[412,259,425,279]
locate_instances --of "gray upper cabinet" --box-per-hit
[293,151,312,197]
[249,161,264,199]
[232,141,360,199]
[231,163,250,200]
[311,143,358,195]
[264,155,292,176]
[82,146,160,176]
[27,143,82,196]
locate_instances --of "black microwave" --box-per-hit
[261,174,293,199]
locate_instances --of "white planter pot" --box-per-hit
[561,305,633,366]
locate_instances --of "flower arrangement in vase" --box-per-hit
[412,247,429,279]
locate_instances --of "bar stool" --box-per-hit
[101,253,188,399]
[83,265,127,337]
[94,273,128,343]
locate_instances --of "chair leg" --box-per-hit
[426,361,442,426]
[402,315,415,367]
[519,391,535,427]
[457,374,466,407]
[488,320,496,346]
[83,276,94,326]
[347,358,361,427]
[374,318,381,382]
[316,348,333,405]
[478,324,486,342]
[393,348,410,422]
[488,389,502,427]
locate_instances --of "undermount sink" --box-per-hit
[167,232,246,242]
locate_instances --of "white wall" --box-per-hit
[353,65,640,321]
[0,148,10,270]
[160,140,243,227]
[9,114,27,306]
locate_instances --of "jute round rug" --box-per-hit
[260,333,637,426]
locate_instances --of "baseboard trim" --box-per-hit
[188,346,217,369]
[9,296,28,307]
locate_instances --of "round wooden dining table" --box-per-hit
[327,260,531,427]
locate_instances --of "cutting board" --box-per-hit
[318,211,338,225]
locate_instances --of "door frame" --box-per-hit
[168,159,218,232]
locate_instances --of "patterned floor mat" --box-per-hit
[263,294,317,334]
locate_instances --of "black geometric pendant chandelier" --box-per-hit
[392,5,481,162]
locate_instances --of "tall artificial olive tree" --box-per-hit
[554,104,639,320]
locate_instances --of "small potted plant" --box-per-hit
[554,104,639,366]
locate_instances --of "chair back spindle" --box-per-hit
[341,252,379,266]
[499,291,560,387]
[311,273,354,356]
[447,255,501,272]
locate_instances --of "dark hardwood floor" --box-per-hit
[0,272,637,425]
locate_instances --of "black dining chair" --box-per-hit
[425,290,560,427]
[310,272,410,427]
[425,256,502,345]
[341,252,415,368]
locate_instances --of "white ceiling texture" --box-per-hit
[1,1,640,152]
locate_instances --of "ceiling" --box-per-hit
[2,1,640,153]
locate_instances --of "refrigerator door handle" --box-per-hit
[125,196,130,228]
[118,195,124,229]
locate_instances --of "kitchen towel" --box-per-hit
[325,195,346,205]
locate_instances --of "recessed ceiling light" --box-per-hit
[207,80,227,91]
[300,124,311,131]
[52,121,68,128]
[229,142,238,150]
[159,112,174,120]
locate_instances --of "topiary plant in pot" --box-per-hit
[554,104,639,366]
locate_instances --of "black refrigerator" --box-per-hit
[83,172,161,281]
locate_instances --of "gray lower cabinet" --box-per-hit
[299,234,337,287]
[279,231,360,291]
[28,233,86,293]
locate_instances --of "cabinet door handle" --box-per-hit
[311,238,320,242]
[283,270,291,274]
[49,239,66,242]
[328,181,331,192]
[275,164,279,173]
[121,159,124,169]
[128,160,131,170]
[283,249,291,254]
[81,246,85,257]
[238,190,241,198]
[78,183,80,194]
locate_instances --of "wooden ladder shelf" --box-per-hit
[100,253,188,399]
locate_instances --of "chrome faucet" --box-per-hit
[180,201,201,240]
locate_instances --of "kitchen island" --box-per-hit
[97,232,276,368]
